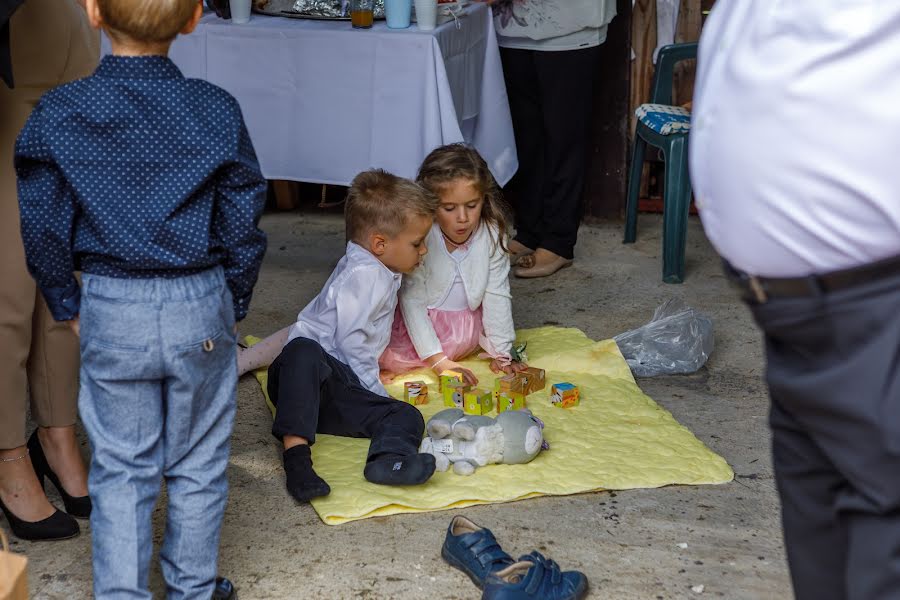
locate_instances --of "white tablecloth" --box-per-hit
[161,4,517,186]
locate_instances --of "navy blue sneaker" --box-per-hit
[481,552,588,600]
[212,577,237,600]
[441,516,515,589]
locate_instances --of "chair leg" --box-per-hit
[624,135,647,244]
[661,136,691,284]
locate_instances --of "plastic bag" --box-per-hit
[613,298,714,377]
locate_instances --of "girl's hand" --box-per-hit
[427,353,478,385]
[490,359,528,375]
[431,360,478,386]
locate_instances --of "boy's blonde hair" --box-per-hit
[345,170,438,244]
[98,0,198,43]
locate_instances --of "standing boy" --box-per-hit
[268,170,438,502]
[15,0,267,597]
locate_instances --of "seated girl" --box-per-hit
[380,143,526,384]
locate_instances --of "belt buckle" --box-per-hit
[748,276,768,304]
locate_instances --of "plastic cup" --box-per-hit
[385,0,412,28]
[414,0,437,31]
[230,0,251,23]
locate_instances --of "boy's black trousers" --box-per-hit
[267,337,425,463]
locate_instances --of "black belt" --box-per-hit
[724,254,900,304]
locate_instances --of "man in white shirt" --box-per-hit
[267,170,438,502]
[690,3,900,599]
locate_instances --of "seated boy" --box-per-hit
[268,169,438,502]
[15,0,266,598]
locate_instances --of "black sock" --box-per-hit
[283,445,330,502]
[364,452,436,486]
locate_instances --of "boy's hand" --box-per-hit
[490,359,528,375]
[379,370,396,385]
[67,317,80,337]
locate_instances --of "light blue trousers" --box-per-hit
[79,268,236,600]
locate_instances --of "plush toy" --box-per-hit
[419,408,546,476]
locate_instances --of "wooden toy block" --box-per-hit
[403,381,429,405]
[443,381,470,409]
[493,375,526,413]
[439,370,463,392]
[520,367,546,394]
[496,389,525,413]
[463,387,494,415]
[550,383,580,408]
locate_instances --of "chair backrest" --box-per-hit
[649,42,699,106]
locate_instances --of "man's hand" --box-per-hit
[67,317,80,337]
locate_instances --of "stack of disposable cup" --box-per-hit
[414,0,437,30]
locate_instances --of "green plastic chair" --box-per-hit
[624,42,699,283]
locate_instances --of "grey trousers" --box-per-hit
[749,264,900,600]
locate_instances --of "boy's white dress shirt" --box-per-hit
[287,242,401,397]
[399,223,515,362]
[690,0,900,277]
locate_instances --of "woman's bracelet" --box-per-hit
[430,355,448,370]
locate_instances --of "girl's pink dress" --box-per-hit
[379,305,484,374]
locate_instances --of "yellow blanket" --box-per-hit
[249,327,733,525]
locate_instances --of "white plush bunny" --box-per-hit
[419,408,545,476]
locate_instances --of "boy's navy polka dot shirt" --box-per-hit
[15,55,267,322]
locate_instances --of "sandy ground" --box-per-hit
[17,211,792,599]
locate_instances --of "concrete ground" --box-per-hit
[18,211,793,599]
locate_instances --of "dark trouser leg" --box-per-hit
[530,46,600,260]
[268,337,335,443]
[769,398,847,600]
[751,269,900,600]
[268,337,431,486]
[500,47,544,252]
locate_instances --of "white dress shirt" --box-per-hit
[690,1,900,277]
[287,242,401,397]
[400,223,515,361]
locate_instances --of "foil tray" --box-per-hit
[253,0,385,20]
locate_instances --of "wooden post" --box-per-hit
[582,0,633,221]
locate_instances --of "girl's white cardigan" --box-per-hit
[399,223,514,362]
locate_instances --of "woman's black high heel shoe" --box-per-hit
[27,431,92,519]
[0,496,79,541]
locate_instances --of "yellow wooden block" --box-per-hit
[463,388,494,415]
